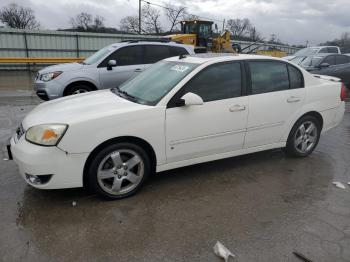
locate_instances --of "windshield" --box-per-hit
[116,61,199,105]
[294,47,320,56]
[82,46,114,65]
[290,56,307,65]
[301,56,323,67]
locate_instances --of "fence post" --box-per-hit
[76,33,80,58]
[23,31,30,71]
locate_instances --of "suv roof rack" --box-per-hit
[120,38,174,43]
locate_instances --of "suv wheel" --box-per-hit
[86,142,151,199]
[65,84,93,96]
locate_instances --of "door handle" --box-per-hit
[134,68,143,72]
[229,105,246,112]
[287,96,301,103]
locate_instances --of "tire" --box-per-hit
[285,115,321,157]
[86,142,151,200]
[65,84,93,96]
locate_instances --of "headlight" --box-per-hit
[40,71,62,82]
[25,124,68,146]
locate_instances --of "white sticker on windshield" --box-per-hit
[170,65,189,72]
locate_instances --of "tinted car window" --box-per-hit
[144,45,171,64]
[327,47,339,53]
[318,47,329,54]
[170,46,189,56]
[323,55,336,65]
[99,46,143,67]
[183,62,242,102]
[336,55,349,65]
[288,65,304,89]
[249,61,289,94]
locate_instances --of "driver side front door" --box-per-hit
[98,45,145,89]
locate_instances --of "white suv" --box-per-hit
[34,41,195,100]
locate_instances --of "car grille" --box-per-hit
[16,124,25,140]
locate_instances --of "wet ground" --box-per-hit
[0,93,349,262]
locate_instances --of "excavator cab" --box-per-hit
[167,20,234,53]
[181,20,213,49]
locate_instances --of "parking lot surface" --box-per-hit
[0,94,349,262]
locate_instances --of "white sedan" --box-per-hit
[8,54,346,199]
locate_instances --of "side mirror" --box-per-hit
[107,60,117,70]
[177,92,204,107]
[319,63,330,68]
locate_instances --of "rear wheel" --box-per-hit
[65,84,93,96]
[285,115,321,157]
[86,142,151,199]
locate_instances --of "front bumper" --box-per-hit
[10,135,89,189]
[34,80,64,100]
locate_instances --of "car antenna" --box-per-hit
[179,54,187,59]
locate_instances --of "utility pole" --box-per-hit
[222,19,225,33]
[139,0,141,34]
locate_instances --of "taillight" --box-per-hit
[341,82,348,101]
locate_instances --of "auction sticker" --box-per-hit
[170,65,189,72]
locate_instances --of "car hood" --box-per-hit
[39,62,84,74]
[22,90,148,129]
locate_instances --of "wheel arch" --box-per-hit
[83,136,157,187]
[298,111,324,130]
[63,80,98,96]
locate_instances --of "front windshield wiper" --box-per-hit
[111,87,138,102]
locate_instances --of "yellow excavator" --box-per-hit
[166,20,234,53]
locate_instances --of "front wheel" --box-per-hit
[86,142,151,199]
[285,115,321,157]
[65,85,93,96]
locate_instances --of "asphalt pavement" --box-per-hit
[0,93,349,262]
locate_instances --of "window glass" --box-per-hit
[318,47,329,54]
[336,55,349,65]
[183,62,242,102]
[300,56,323,67]
[144,45,171,64]
[83,46,114,65]
[288,65,304,89]
[249,61,289,94]
[100,46,143,67]
[170,46,189,56]
[327,47,339,53]
[323,55,336,65]
[294,47,319,56]
[119,61,199,105]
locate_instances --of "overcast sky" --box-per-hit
[1,0,350,45]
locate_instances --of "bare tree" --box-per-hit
[164,2,186,32]
[92,15,105,30]
[183,14,200,21]
[70,12,106,31]
[120,15,142,33]
[0,3,40,29]
[226,18,251,38]
[249,26,262,42]
[70,12,92,30]
[142,4,162,34]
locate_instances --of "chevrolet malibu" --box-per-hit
[8,54,346,199]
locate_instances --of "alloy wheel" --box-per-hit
[294,121,318,154]
[97,149,144,195]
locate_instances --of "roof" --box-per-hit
[110,40,193,49]
[165,53,284,64]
